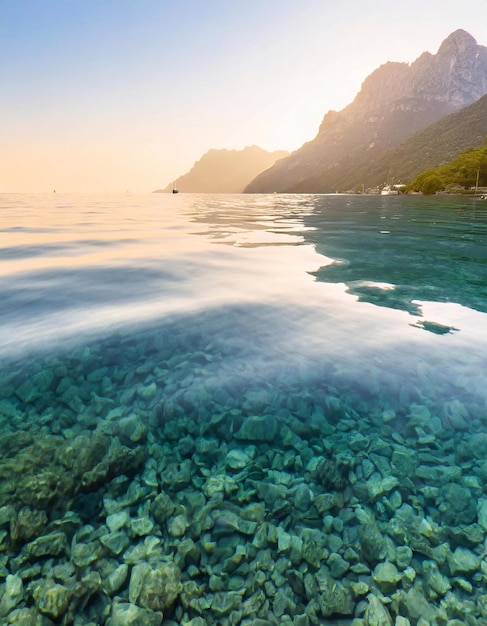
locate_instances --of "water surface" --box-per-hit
[1,192,486,624]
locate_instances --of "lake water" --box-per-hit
[0,192,486,624]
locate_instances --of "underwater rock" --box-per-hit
[367,474,400,501]
[107,601,163,626]
[151,493,176,524]
[422,560,451,598]
[439,483,476,525]
[131,517,154,537]
[18,468,73,511]
[447,546,481,576]
[314,492,344,515]
[364,593,393,625]
[477,498,487,531]
[395,545,413,570]
[391,448,417,478]
[226,448,252,470]
[328,552,350,578]
[25,531,68,560]
[136,382,157,400]
[293,484,313,512]
[129,561,181,612]
[442,399,469,430]
[123,535,162,565]
[301,530,328,569]
[372,562,402,594]
[33,580,71,620]
[10,507,48,544]
[116,415,148,447]
[168,514,189,538]
[4,607,38,625]
[0,574,24,616]
[358,522,386,565]
[72,540,103,567]
[234,415,279,442]
[100,530,130,556]
[104,564,129,596]
[106,511,130,533]
[80,445,147,492]
[313,565,354,617]
[404,586,438,622]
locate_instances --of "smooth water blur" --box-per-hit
[1,193,486,408]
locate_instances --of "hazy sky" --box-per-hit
[2,0,487,193]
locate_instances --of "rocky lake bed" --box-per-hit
[0,315,486,626]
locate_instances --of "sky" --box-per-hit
[1,0,487,193]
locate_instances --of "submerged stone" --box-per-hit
[107,602,163,626]
[234,415,279,442]
[26,531,68,559]
[405,587,437,622]
[314,565,353,616]
[447,546,481,576]
[106,511,130,533]
[226,448,251,470]
[373,562,402,594]
[294,484,313,512]
[477,498,487,531]
[100,531,130,556]
[0,574,24,616]
[105,564,129,596]
[358,523,386,565]
[128,561,181,612]
[33,580,71,620]
[364,594,392,625]
[422,560,451,598]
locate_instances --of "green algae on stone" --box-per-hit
[364,593,393,626]
[0,574,24,617]
[129,561,181,612]
[106,601,163,626]
[33,580,71,620]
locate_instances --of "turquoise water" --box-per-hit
[0,193,486,624]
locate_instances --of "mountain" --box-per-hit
[154,146,289,193]
[348,95,487,189]
[245,30,487,193]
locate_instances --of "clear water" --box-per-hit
[1,192,487,623]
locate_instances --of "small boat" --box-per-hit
[172,182,179,194]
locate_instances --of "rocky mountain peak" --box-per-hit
[245,30,487,194]
[437,29,478,55]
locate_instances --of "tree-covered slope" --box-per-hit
[407,143,487,194]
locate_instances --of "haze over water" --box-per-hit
[2,193,486,373]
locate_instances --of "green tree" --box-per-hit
[408,143,487,192]
[408,169,446,194]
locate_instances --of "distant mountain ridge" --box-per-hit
[154,146,289,193]
[245,30,487,193]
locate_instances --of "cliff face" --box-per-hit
[245,30,487,193]
[154,146,288,193]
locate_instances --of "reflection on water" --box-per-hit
[0,192,487,624]
[306,195,487,319]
